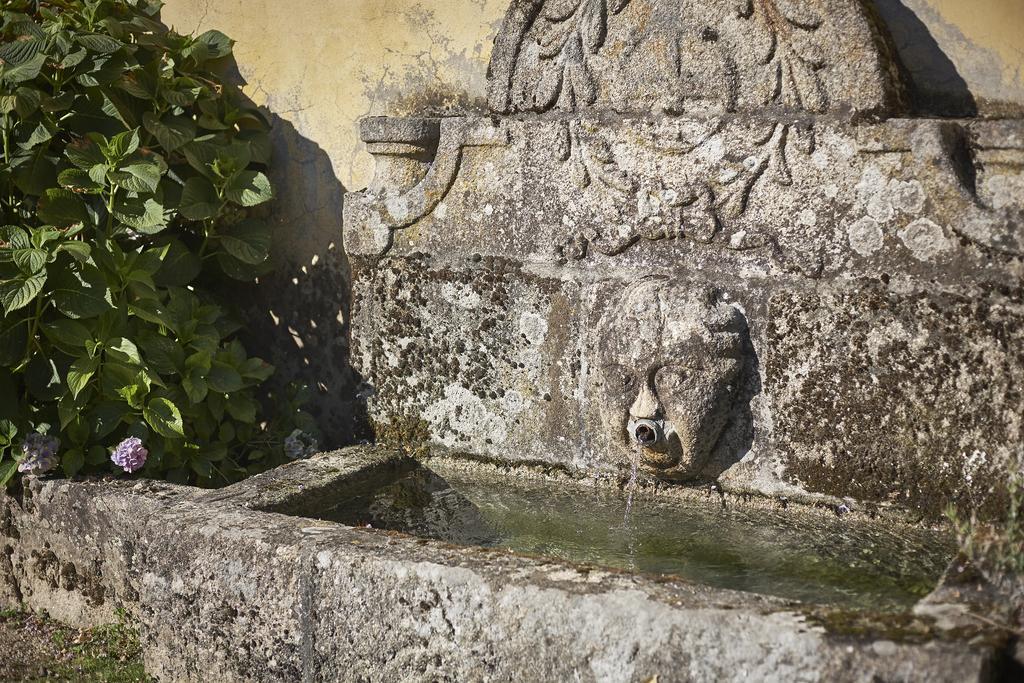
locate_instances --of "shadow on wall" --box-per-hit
[870,0,978,116]
[240,113,367,448]
[213,62,365,449]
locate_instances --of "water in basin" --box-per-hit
[309,461,952,610]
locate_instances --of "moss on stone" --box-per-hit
[801,607,1001,647]
[373,416,432,458]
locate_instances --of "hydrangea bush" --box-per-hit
[0,0,318,485]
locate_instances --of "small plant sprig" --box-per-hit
[0,0,317,485]
[946,460,1024,585]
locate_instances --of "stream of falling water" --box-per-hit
[622,444,642,524]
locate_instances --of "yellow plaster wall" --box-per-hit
[161,0,506,192]
[925,0,1024,97]
[875,0,1024,113]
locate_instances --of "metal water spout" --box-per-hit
[628,418,664,448]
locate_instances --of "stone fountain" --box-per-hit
[2,1,1022,680]
[345,0,1024,516]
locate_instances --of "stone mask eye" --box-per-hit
[655,366,687,392]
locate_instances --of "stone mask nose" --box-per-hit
[629,382,661,420]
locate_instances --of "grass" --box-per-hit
[0,608,150,682]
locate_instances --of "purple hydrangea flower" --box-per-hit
[111,437,148,474]
[283,429,318,460]
[17,433,60,474]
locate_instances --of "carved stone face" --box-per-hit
[594,279,747,480]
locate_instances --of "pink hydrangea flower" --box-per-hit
[111,437,148,474]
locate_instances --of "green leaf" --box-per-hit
[37,189,89,227]
[0,37,45,66]
[108,128,141,161]
[111,161,162,193]
[89,401,126,439]
[196,30,234,58]
[237,130,272,165]
[182,372,207,404]
[190,456,212,478]
[25,353,64,401]
[61,448,85,477]
[190,324,221,354]
[66,417,90,450]
[138,332,184,374]
[0,272,45,314]
[58,167,105,193]
[240,357,275,382]
[224,170,273,207]
[68,356,99,399]
[56,241,93,264]
[0,317,28,366]
[11,147,57,195]
[182,139,219,179]
[0,226,30,250]
[134,0,163,18]
[21,118,57,149]
[106,337,142,365]
[207,361,243,393]
[142,112,196,153]
[88,163,109,185]
[1,52,46,84]
[216,252,272,282]
[42,91,75,114]
[185,350,212,375]
[162,77,201,107]
[219,219,271,264]
[41,318,93,350]
[87,445,108,465]
[129,298,175,330]
[12,248,46,275]
[117,69,157,100]
[152,239,201,286]
[113,195,167,233]
[0,460,17,487]
[116,370,151,409]
[0,419,16,445]
[59,392,85,430]
[179,176,220,220]
[226,393,257,423]
[50,264,113,319]
[183,30,234,63]
[66,137,107,170]
[77,34,124,54]
[59,47,87,70]
[31,228,64,249]
[13,87,44,118]
[144,397,184,438]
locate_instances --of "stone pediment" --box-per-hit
[487,0,905,117]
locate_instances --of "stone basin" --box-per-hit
[283,455,951,611]
[0,446,1011,681]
